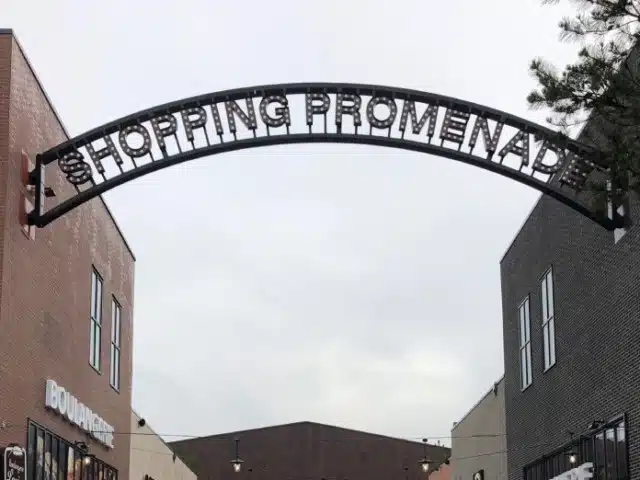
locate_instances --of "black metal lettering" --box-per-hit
[305,93,330,126]
[118,124,152,158]
[225,99,257,133]
[469,117,504,155]
[531,140,567,174]
[440,109,470,145]
[85,136,122,174]
[335,93,362,131]
[180,107,208,142]
[398,101,438,137]
[58,151,93,185]
[259,95,291,128]
[150,114,178,152]
[366,97,397,129]
[499,130,530,166]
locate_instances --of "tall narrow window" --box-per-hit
[541,267,556,370]
[110,298,122,391]
[90,268,103,371]
[518,296,533,390]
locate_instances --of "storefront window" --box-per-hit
[606,428,616,479]
[26,420,117,480]
[51,438,58,480]
[44,433,52,480]
[57,442,66,480]
[616,424,628,480]
[36,430,44,480]
[28,423,36,477]
[67,448,74,480]
[524,417,629,480]
[595,431,605,479]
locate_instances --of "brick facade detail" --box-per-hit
[500,187,640,480]
[0,31,135,478]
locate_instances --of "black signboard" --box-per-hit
[3,445,26,480]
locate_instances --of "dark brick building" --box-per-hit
[170,421,451,480]
[500,122,639,477]
[0,30,135,479]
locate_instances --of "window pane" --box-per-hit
[57,442,66,480]
[524,299,531,342]
[526,342,532,385]
[111,301,117,343]
[541,277,548,321]
[96,279,103,324]
[605,428,616,480]
[90,322,96,366]
[115,352,120,389]
[67,448,74,480]
[595,432,605,480]
[51,438,58,480]
[74,457,81,480]
[520,348,527,388]
[110,345,115,386]
[28,423,36,476]
[95,326,101,369]
[519,305,526,346]
[546,457,555,478]
[547,270,554,318]
[44,433,51,480]
[36,429,44,480]
[549,319,556,366]
[582,436,594,464]
[543,324,550,368]
[617,423,628,479]
[91,272,97,319]
[116,306,121,346]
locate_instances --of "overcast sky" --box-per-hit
[6,0,580,447]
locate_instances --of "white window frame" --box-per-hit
[541,267,556,371]
[607,180,628,244]
[89,268,103,371]
[518,296,533,390]
[110,297,122,391]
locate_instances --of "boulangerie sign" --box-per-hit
[549,462,594,480]
[3,445,26,480]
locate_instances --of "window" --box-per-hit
[90,268,103,371]
[110,298,122,391]
[524,417,628,480]
[607,180,628,244]
[518,296,533,390]
[27,420,118,480]
[541,267,556,370]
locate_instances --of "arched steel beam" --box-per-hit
[27,82,625,230]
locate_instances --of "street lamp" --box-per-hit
[230,437,244,473]
[418,438,432,475]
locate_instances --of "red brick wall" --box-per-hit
[0,31,135,479]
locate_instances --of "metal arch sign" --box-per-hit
[26,82,625,229]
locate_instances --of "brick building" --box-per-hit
[169,422,450,480]
[0,30,135,479]
[500,116,639,477]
